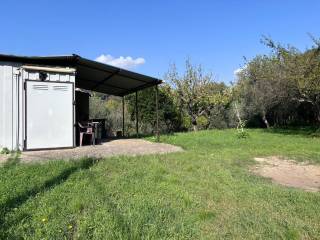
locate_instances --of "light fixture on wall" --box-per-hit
[39,71,48,81]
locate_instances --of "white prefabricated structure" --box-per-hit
[0,54,161,151]
[0,63,76,150]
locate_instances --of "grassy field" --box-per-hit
[1,129,320,239]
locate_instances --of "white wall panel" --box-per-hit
[25,81,74,149]
[0,62,76,150]
[0,62,22,150]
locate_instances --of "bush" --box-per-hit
[310,128,320,138]
[0,147,10,155]
[182,115,192,130]
[236,130,250,139]
[197,116,209,130]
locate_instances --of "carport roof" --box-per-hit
[0,53,162,96]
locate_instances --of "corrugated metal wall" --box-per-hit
[0,62,76,150]
[0,62,22,150]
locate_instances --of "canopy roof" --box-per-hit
[0,54,162,96]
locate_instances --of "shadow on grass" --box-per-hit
[263,126,320,137]
[2,152,21,167]
[0,157,101,238]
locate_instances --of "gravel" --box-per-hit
[18,139,183,163]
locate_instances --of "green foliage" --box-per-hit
[196,116,208,130]
[89,92,108,119]
[310,128,320,138]
[165,59,232,131]
[1,147,10,155]
[181,115,192,130]
[89,92,134,136]
[236,129,250,139]
[235,36,320,128]
[86,36,320,134]
[1,129,320,239]
[126,86,183,134]
[104,97,126,132]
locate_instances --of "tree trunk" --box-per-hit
[315,105,320,125]
[262,111,270,128]
[192,124,198,131]
[191,116,198,131]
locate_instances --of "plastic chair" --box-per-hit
[78,122,95,147]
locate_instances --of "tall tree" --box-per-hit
[166,59,226,131]
[236,55,286,128]
[264,37,320,124]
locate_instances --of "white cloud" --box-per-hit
[233,65,247,76]
[233,68,243,76]
[95,54,145,69]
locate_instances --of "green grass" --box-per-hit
[1,129,320,239]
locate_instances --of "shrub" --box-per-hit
[182,115,192,130]
[0,147,10,155]
[197,116,209,130]
[310,128,320,138]
[236,130,250,139]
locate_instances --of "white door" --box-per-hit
[25,81,74,150]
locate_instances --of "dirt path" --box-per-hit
[0,155,7,164]
[252,156,320,192]
[18,139,183,163]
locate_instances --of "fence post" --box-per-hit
[155,85,160,142]
[135,91,139,138]
[122,96,125,137]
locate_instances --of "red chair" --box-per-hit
[78,122,95,147]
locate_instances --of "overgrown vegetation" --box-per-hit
[235,35,320,128]
[1,129,320,239]
[90,36,320,135]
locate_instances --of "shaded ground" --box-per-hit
[19,139,183,162]
[0,155,7,164]
[252,156,320,192]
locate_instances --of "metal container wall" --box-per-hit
[0,62,22,150]
[0,61,76,150]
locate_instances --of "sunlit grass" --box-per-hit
[1,129,320,239]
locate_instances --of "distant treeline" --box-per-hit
[90,36,320,135]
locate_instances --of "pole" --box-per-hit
[122,96,125,137]
[135,91,139,138]
[155,85,160,142]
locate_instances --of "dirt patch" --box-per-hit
[0,155,8,164]
[252,156,320,192]
[18,139,183,163]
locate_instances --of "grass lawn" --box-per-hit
[1,129,320,239]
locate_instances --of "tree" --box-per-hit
[235,55,285,128]
[234,35,320,128]
[263,36,320,124]
[166,59,227,131]
[89,92,108,119]
[126,85,182,134]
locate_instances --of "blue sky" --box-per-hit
[1,0,320,83]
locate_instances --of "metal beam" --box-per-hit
[77,77,127,91]
[122,96,125,137]
[135,91,139,138]
[92,69,120,90]
[155,85,160,142]
[119,81,161,96]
